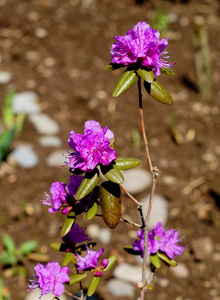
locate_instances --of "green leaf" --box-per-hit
[0,127,16,162]
[75,168,99,200]
[62,253,74,266]
[149,253,161,268]
[15,113,26,136]
[0,251,17,265]
[157,252,178,267]
[112,69,137,97]
[2,234,16,254]
[69,273,87,285]
[19,240,38,255]
[87,276,100,297]
[124,245,142,255]
[50,242,62,251]
[103,255,117,271]
[86,202,98,220]
[100,181,121,229]
[76,242,96,253]
[100,164,124,184]
[105,63,122,71]
[137,69,154,83]
[115,157,142,170]
[160,67,175,75]
[144,80,173,105]
[3,91,15,128]
[61,213,75,237]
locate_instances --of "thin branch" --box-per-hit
[120,217,142,228]
[121,185,143,207]
[137,76,158,300]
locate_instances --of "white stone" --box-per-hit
[106,279,134,297]
[113,263,143,284]
[0,71,12,84]
[35,27,48,39]
[38,136,62,147]
[25,290,67,300]
[170,263,190,279]
[140,194,169,228]
[10,145,39,168]
[99,228,111,244]
[86,224,100,239]
[122,168,151,195]
[29,113,60,135]
[13,92,40,114]
[45,150,66,167]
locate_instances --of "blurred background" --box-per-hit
[0,0,220,299]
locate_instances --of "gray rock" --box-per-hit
[0,71,12,84]
[45,150,66,167]
[170,263,189,279]
[13,92,41,114]
[106,279,134,297]
[38,136,62,147]
[122,168,151,195]
[29,113,60,135]
[140,194,169,228]
[191,237,214,260]
[99,228,111,244]
[10,145,39,168]
[25,290,67,300]
[113,263,143,284]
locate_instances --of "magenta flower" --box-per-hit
[67,120,117,172]
[66,175,84,197]
[111,21,174,76]
[41,181,67,213]
[160,229,185,259]
[76,247,104,271]
[62,223,90,246]
[28,262,70,298]
[132,222,185,259]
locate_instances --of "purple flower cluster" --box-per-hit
[133,222,185,259]
[62,223,90,246]
[67,120,117,172]
[41,181,67,213]
[42,175,89,214]
[28,262,70,298]
[76,247,108,277]
[111,21,174,76]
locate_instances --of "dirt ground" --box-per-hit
[0,0,220,299]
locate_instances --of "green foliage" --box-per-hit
[115,157,142,170]
[144,80,173,105]
[112,69,137,97]
[100,181,122,229]
[0,91,26,163]
[87,276,100,297]
[151,9,169,34]
[61,212,76,237]
[86,202,98,220]
[75,168,100,200]
[69,273,87,285]
[103,255,117,271]
[100,164,124,184]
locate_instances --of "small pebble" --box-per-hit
[170,263,189,279]
[35,27,48,39]
[140,194,168,228]
[38,136,62,147]
[86,224,100,239]
[25,290,67,300]
[10,145,39,168]
[113,263,143,283]
[99,228,111,244]
[45,150,66,167]
[0,71,12,84]
[13,91,40,114]
[29,113,60,135]
[106,279,134,297]
[122,168,151,195]
[191,237,214,260]
[157,277,170,288]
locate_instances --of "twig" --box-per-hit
[121,185,143,207]
[65,290,85,300]
[120,217,142,228]
[137,76,158,300]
